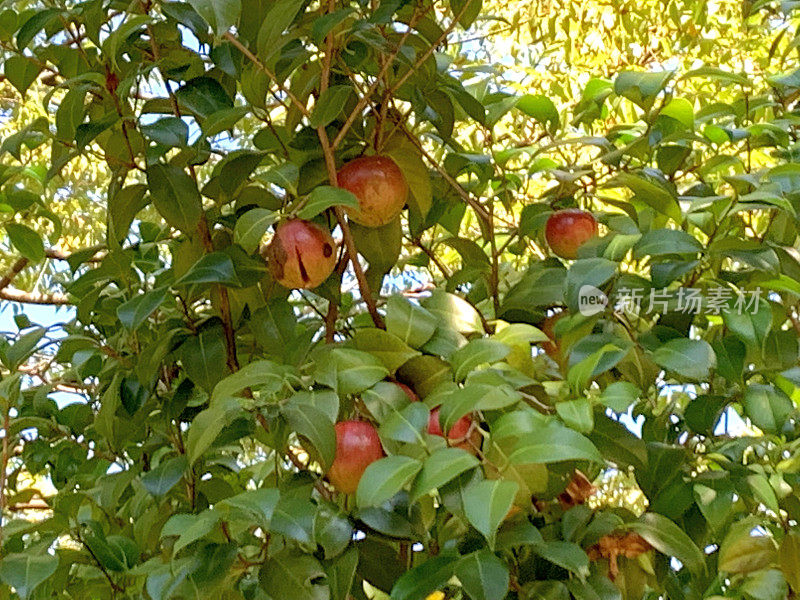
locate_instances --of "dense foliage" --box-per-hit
[2,0,800,598]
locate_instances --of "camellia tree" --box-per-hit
[1,0,800,598]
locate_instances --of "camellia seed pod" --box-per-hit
[264,219,336,289]
[337,155,408,227]
[327,420,384,494]
[544,209,598,259]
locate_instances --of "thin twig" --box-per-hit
[0,258,29,293]
[331,6,427,149]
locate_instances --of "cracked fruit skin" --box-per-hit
[337,156,408,227]
[327,420,384,494]
[545,209,598,259]
[265,219,336,289]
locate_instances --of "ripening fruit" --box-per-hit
[545,209,598,259]
[428,406,479,452]
[337,156,408,227]
[394,382,419,402]
[327,420,384,494]
[264,219,336,289]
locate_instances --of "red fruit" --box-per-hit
[337,156,408,227]
[327,420,384,494]
[394,382,419,402]
[545,209,598,259]
[264,219,336,289]
[428,406,472,443]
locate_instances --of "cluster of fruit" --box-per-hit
[265,164,600,495]
[327,382,479,494]
[264,156,408,289]
[263,154,599,291]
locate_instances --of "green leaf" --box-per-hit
[422,290,485,335]
[141,117,189,147]
[176,252,241,287]
[742,384,794,434]
[516,94,559,132]
[532,541,590,578]
[234,208,277,253]
[0,553,58,599]
[450,339,510,381]
[108,184,148,244]
[347,328,420,373]
[632,229,702,258]
[384,139,431,218]
[719,518,777,574]
[212,359,285,401]
[606,172,681,221]
[722,297,772,346]
[4,55,42,95]
[102,15,151,68]
[510,423,603,464]
[463,480,518,549]
[741,570,788,600]
[146,164,203,233]
[117,287,168,330]
[298,185,359,220]
[16,9,61,49]
[589,414,647,471]
[449,0,482,28]
[563,258,617,313]
[556,399,594,433]
[350,217,403,274]
[186,0,241,35]
[326,547,359,600]
[283,402,336,470]
[455,550,510,600]
[184,397,239,464]
[380,401,428,443]
[614,70,672,109]
[271,497,315,544]
[175,77,234,119]
[141,456,187,497]
[389,556,458,600]
[310,85,354,128]
[600,382,640,413]
[314,505,352,559]
[5,223,44,262]
[629,512,706,577]
[162,509,220,555]
[493,323,548,346]
[256,0,306,61]
[386,295,438,349]
[410,447,479,503]
[779,531,800,592]
[712,336,745,382]
[314,348,389,395]
[217,488,280,528]
[179,327,229,393]
[356,456,423,508]
[652,338,716,381]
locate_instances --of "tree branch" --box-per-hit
[395,121,492,223]
[0,288,70,305]
[0,258,29,293]
[331,7,426,149]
